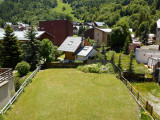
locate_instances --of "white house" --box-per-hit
[135,45,160,64]
[76,46,97,61]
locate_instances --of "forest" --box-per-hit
[0,0,160,32]
[63,0,160,32]
[0,0,72,27]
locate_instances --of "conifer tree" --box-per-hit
[0,25,23,68]
[123,35,131,54]
[118,53,122,70]
[111,52,115,63]
[128,51,134,73]
[23,26,41,70]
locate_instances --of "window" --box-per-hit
[97,33,99,36]
[68,41,74,45]
[83,47,89,51]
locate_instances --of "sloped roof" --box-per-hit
[58,37,82,52]
[95,22,105,26]
[76,46,93,56]
[0,31,46,41]
[95,27,112,34]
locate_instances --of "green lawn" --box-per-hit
[51,0,80,22]
[106,51,152,77]
[5,69,140,120]
[132,82,160,98]
[132,82,160,115]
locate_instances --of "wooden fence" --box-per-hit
[46,63,84,68]
[0,66,41,115]
[110,61,160,120]
[0,68,12,83]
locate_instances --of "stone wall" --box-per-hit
[0,70,15,109]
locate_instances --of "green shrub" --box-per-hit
[14,77,22,92]
[77,63,114,74]
[15,61,31,77]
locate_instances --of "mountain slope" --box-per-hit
[51,0,80,22]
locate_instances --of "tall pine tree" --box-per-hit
[0,25,22,68]
[23,26,41,70]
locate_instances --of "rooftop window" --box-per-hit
[83,47,89,51]
[68,41,74,45]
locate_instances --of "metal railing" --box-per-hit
[0,66,41,115]
[0,69,12,83]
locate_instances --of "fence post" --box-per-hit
[146,101,148,110]
[151,106,153,116]
[137,92,140,100]
[131,86,132,92]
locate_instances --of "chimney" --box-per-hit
[81,34,84,47]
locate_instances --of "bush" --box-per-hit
[15,61,30,77]
[14,77,22,92]
[77,63,114,74]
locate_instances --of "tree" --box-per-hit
[118,53,122,70]
[128,51,134,73]
[110,26,124,50]
[111,20,131,52]
[123,35,131,54]
[53,46,63,60]
[139,22,149,44]
[78,26,85,35]
[41,39,55,63]
[110,52,115,63]
[0,25,23,68]
[23,27,41,70]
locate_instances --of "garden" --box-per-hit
[4,69,140,120]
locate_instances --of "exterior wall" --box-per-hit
[94,28,109,47]
[135,48,160,64]
[0,77,14,109]
[84,28,94,39]
[38,33,55,44]
[94,28,103,47]
[76,49,97,61]
[73,29,78,35]
[39,20,73,46]
[156,27,160,44]
[65,52,76,60]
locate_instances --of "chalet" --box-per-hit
[94,27,111,47]
[0,31,55,43]
[0,68,15,108]
[39,20,73,46]
[58,36,96,62]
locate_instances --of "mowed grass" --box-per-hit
[5,69,140,120]
[51,0,80,22]
[132,82,160,98]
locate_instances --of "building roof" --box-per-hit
[157,19,160,28]
[95,27,112,34]
[0,28,4,32]
[58,37,82,52]
[95,22,105,27]
[140,45,159,50]
[0,31,46,41]
[76,46,93,56]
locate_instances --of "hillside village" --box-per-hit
[0,19,160,119]
[0,0,160,120]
